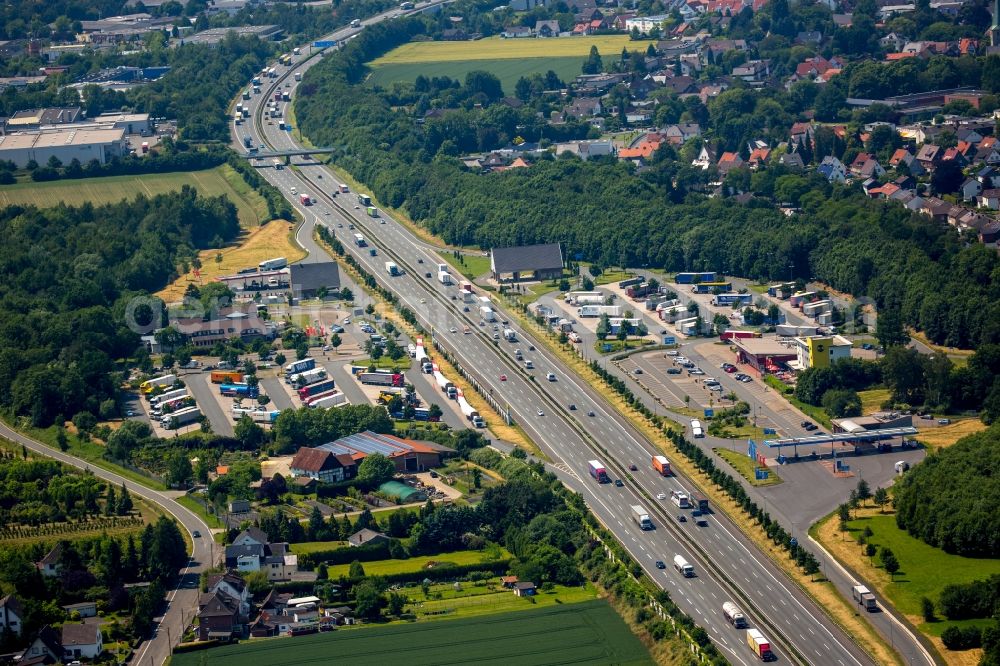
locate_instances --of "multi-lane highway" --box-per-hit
[226,29,887,666]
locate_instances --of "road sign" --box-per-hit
[763,427,776,435]
[314,40,335,47]
[663,335,676,345]
[748,439,757,460]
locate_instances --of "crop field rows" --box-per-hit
[172,600,652,666]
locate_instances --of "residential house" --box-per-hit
[956,127,984,144]
[664,123,701,145]
[36,542,63,577]
[224,528,298,581]
[818,156,847,183]
[534,20,560,37]
[961,177,983,201]
[717,152,744,175]
[779,152,805,170]
[880,32,905,51]
[978,188,1000,209]
[197,590,242,642]
[867,182,901,199]
[850,153,886,178]
[206,572,251,616]
[732,59,769,84]
[916,144,942,169]
[290,447,357,483]
[0,594,24,636]
[21,626,64,663]
[698,84,727,104]
[564,96,602,119]
[789,121,813,149]
[513,581,537,597]
[662,76,696,94]
[942,146,968,166]
[60,623,103,661]
[980,221,1000,243]
[618,139,662,165]
[348,528,391,548]
[502,26,532,38]
[795,30,823,45]
[554,139,615,160]
[500,576,520,589]
[747,146,771,168]
[692,145,717,169]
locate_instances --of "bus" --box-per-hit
[354,233,366,247]
[273,158,283,170]
[358,193,371,206]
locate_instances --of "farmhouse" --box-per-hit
[224,528,298,581]
[290,447,358,483]
[490,242,564,282]
[348,528,392,547]
[0,594,24,636]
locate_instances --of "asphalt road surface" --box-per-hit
[229,51,895,666]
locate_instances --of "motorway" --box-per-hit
[0,421,215,666]
[231,27,884,666]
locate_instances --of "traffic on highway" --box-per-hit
[227,28,887,666]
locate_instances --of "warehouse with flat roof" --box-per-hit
[0,127,126,167]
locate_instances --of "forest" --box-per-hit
[894,423,1000,557]
[294,18,1000,349]
[0,188,240,426]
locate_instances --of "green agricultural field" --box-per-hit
[0,166,267,227]
[366,36,654,96]
[172,599,653,666]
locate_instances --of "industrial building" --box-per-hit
[790,335,853,370]
[831,412,914,434]
[731,337,798,373]
[490,242,564,282]
[0,127,126,167]
[288,261,341,298]
[4,107,83,132]
[314,431,451,473]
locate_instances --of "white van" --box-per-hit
[546,372,556,381]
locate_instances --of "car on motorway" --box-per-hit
[449,327,457,333]
[632,367,643,374]
[629,463,638,471]
[568,404,577,410]
[614,479,624,487]
[587,410,595,417]
[290,187,297,195]
[192,530,201,538]
[656,492,666,500]
[425,272,432,278]
[677,514,687,522]
[655,560,666,569]
[354,205,360,209]
[463,306,470,312]
[420,298,426,303]
[536,409,544,416]
[330,325,344,333]
[499,374,507,381]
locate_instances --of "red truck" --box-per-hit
[588,460,609,483]
[300,193,312,206]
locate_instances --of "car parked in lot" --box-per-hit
[667,368,682,374]
[665,350,679,356]
[801,421,817,431]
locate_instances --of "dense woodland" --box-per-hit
[295,18,1000,348]
[0,189,239,426]
[894,423,1000,557]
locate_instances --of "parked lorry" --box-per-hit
[220,383,259,398]
[232,407,280,423]
[304,389,339,406]
[358,372,405,387]
[309,392,349,409]
[577,305,621,318]
[618,276,643,289]
[153,396,193,415]
[631,505,653,530]
[651,455,671,476]
[140,374,176,394]
[211,370,244,384]
[588,460,609,483]
[260,257,288,272]
[852,585,877,611]
[385,261,400,276]
[287,367,327,387]
[284,358,316,377]
[746,629,775,662]
[673,555,694,577]
[150,388,188,407]
[457,392,483,426]
[720,330,761,341]
[722,602,747,628]
[298,379,336,400]
[161,406,201,429]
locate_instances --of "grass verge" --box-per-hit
[436,251,491,281]
[858,388,891,415]
[324,547,511,578]
[714,448,783,487]
[368,35,655,64]
[812,507,1000,665]
[176,494,225,530]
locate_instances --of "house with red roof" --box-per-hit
[717,151,745,175]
